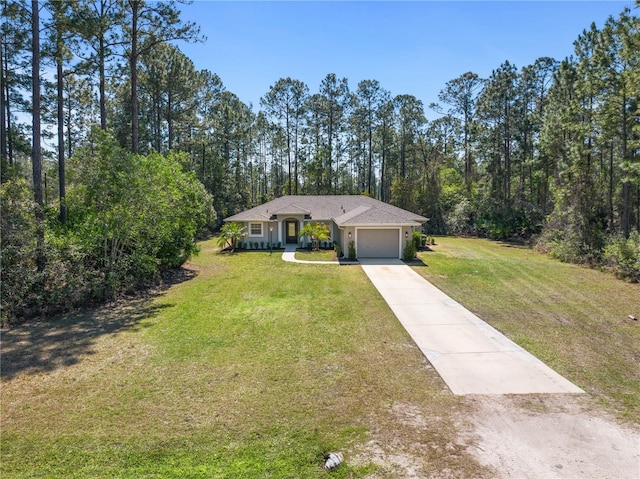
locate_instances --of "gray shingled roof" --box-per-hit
[224,195,427,226]
[270,204,311,215]
[334,206,423,226]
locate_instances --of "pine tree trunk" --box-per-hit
[130,0,139,153]
[0,34,6,167]
[286,112,291,195]
[167,90,173,151]
[3,38,13,165]
[57,54,66,224]
[66,89,73,158]
[381,124,386,202]
[32,0,45,272]
[367,123,373,196]
[99,34,107,129]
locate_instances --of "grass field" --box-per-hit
[294,249,337,262]
[1,238,487,478]
[2,236,638,477]
[415,237,640,421]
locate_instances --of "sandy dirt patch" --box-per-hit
[464,395,640,478]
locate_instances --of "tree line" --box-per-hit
[1,2,639,322]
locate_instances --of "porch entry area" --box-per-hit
[285,220,299,244]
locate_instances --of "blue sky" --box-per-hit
[178,1,635,115]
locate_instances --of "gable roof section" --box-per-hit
[270,204,311,215]
[333,205,371,225]
[224,195,427,226]
[334,205,423,227]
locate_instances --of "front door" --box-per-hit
[285,220,298,244]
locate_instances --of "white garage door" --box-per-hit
[357,229,400,258]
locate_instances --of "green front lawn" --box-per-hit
[1,238,486,478]
[294,248,337,262]
[3,236,638,478]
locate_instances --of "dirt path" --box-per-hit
[464,395,640,478]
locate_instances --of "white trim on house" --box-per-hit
[248,222,263,237]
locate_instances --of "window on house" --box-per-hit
[249,223,263,236]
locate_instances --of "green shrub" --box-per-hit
[334,241,343,258]
[1,132,215,324]
[1,179,42,323]
[1,180,100,321]
[411,231,422,250]
[217,223,246,253]
[403,240,417,262]
[537,224,585,264]
[348,241,357,261]
[603,233,640,282]
[548,239,584,264]
[69,143,214,291]
[444,197,474,235]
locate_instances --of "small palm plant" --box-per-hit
[298,221,330,251]
[216,222,246,253]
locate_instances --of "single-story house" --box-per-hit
[224,195,428,259]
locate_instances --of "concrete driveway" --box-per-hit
[359,259,584,395]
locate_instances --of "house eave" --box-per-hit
[336,221,424,228]
[224,216,272,222]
